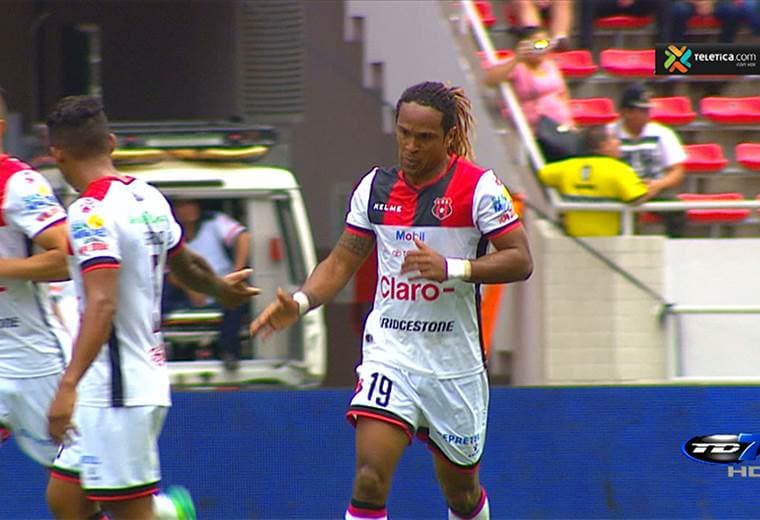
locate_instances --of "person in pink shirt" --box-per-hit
[484,27,573,130]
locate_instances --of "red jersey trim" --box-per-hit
[484,219,522,240]
[168,236,185,257]
[80,176,133,201]
[346,408,413,443]
[0,155,37,227]
[85,483,159,502]
[81,262,121,274]
[398,154,457,191]
[50,468,81,484]
[346,223,374,237]
[33,217,67,239]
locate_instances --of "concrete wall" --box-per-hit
[511,219,667,385]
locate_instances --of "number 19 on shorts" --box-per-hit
[367,372,393,407]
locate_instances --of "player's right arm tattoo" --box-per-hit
[336,231,374,258]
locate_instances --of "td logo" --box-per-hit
[664,45,693,73]
[683,434,760,464]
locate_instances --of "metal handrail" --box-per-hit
[460,0,545,171]
[664,304,760,379]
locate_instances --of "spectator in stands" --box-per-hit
[609,83,687,236]
[163,198,251,370]
[737,0,760,36]
[538,125,650,236]
[483,26,575,160]
[508,0,575,51]
[668,0,744,43]
[579,0,671,49]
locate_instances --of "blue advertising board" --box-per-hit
[3,386,760,519]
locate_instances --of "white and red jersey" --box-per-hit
[345,155,520,378]
[0,155,67,378]
[67,176,183,407]
[189,212,246,277]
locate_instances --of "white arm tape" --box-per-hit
[446,258,472,281]
[292,290,310,316]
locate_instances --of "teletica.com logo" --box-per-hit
[683,434,760,477]
[664,45,693,73]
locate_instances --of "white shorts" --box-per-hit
[347,361,489,469]
[0,373,61,466]
[51,405,168,502]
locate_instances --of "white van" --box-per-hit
[41,123,327,388]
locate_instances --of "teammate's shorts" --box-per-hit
[0,373,61,466]
[347,361,488,469]
[51,405,168,501]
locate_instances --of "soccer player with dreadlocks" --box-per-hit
[250,81,533,519]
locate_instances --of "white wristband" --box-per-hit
[292,291,310,316]
[446,258,472,281]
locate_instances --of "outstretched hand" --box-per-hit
[249,287,301,340]
[400,238,447,282]
[217,268,261,309]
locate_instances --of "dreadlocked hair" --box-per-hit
[396,81,475,161]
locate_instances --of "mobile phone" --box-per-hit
[532,38,550,54]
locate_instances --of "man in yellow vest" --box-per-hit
[538,125,650,236]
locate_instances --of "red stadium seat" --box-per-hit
[736,143,760,171]
[569,98,618,125]
[638,212,662,225]
[594,15,654,29]
[687,14,720,29]
[699,97,760,124]
[474,0,497,27]
[599,49,655,76]
[682,144,728,173]
[550,50,598,78]
[649,96,697,126]
[476,49,515,69]
[677,193,751,223]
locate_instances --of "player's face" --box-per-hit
[395,102,451,182]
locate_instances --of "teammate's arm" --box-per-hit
[48,267,118,443]
[0,223,69,281]
[249,230,375,338]
[402,227,532,285]
[167,245,259,309]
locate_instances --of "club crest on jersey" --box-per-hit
[432,197,453,221]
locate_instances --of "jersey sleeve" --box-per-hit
[659,126,687,168]
[537,161,562,189]
[4,170,66,239]
[212,212,246,247]
[68,197,120,273]
[344,169,375,236]
[473,170,520,239]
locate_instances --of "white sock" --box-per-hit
[153,492,178,520]
[448,489,489,519]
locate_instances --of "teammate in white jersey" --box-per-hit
[44,95,259,520]
[250,82,533,520]
[0,89,72,469]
